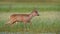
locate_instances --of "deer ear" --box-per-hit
[31,8,38,13]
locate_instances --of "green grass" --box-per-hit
[0,2,60,12]
[0,12,60,33]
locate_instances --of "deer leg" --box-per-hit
[29,22,32,31]
[23,22,27,32]
[30,22,32,26]
[10,21,16,27]
[15,22,18,25]
[6,18,16,27]
[8,20,16,28]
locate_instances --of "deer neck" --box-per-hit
[27,14,33,21]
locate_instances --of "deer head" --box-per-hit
[31,9,39,16]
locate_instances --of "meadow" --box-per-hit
[0,2,60,34]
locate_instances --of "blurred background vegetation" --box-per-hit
[0,0,60,12]
[0,0,60,3]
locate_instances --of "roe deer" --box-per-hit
[6,9,39,27]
